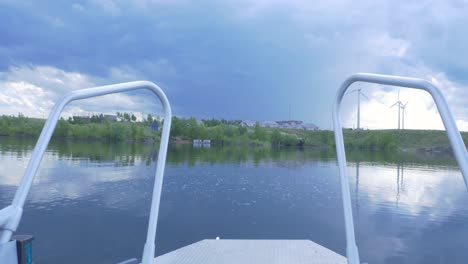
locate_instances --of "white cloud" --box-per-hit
[350,163,466,220]
[369,33,410,58]
[0,65,94,94]
[351,88,444,130]
[224,0,467,130]
[342,63,468,131]
[0,81,54,118]
[456,120,468,132]
[0,65,166,120]
[0,0,466,129]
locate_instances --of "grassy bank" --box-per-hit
[1,115,467,151]
[295,129,468,152]
[169,117,467,151]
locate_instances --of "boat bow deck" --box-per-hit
[154,239,346,264]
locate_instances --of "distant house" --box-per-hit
[241,119,319,130]
[261,121,278,128]
[241,120,257,127]
[276,120,303,129]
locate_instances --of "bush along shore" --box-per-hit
[0,114,159,141]
[0,114,467,151]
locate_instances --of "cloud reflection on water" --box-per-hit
[0,139,467,263]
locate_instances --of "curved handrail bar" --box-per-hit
[333,73,468,264]
[0,81,172,264]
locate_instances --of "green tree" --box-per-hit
[253,122,267,141]
[238,125,247,135]
[146,114,153,124]
[171,116,186,138]
[320,130,333,146]
[187,117,196,137]
[131,123,138,138]
[222,125,237,138]
[54,118,70,138]
[270,129,281,145]
[211,126,224,141]
[123,113,131,122]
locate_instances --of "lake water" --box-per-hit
[0,137,467,264]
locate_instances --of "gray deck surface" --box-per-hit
[154,239,346,264]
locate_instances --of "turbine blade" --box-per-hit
[390,102,398,108]
[361,92,370,100]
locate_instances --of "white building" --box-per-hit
[276,120,303,129]
[261,121,278,128]
[241,119,319,130]
[241,120,257,127]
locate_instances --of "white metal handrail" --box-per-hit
[333,73,468,264]
[0,81,172,264]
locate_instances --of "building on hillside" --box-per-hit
[276,120,303,129]
[241,120,257,127]
[261,121,279,128]
[241,119,319,130]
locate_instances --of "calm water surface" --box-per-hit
[0,137,467,264]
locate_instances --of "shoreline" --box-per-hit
[1,131,466,154]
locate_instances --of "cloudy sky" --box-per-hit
[0,0,467,130]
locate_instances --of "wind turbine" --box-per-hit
[400,102,408,129]
[390,90,404,129]
[347,87,369,130]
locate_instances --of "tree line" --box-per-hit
[0,113,414,150]
[67,112,159,124]
[170,116,305,147]
[0,113,160,141]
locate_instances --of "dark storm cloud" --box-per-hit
[0,1,317,120]
[0,0,467,128]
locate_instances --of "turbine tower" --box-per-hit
[390,90,404,130]
[348,87,369,130]
[400,102,408,129]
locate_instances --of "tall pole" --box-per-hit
[397,90,400,130]
[357,88,361,129]
[402,109,405,129]
[398,106,401,130]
